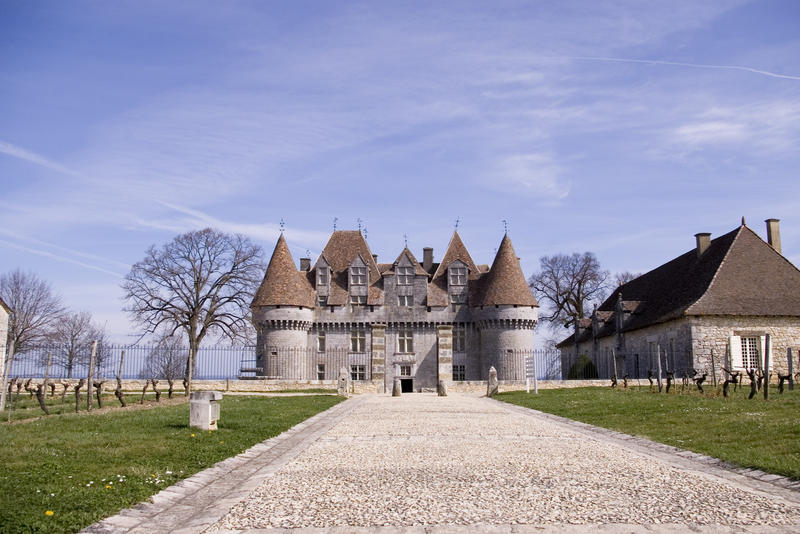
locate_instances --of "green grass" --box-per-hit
[2,391,173,422]
[497,386,800,480]
[267,388,336,394]
[0,395,343,534]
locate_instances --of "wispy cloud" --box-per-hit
[0,238,125,278]
[484,154,571,201]
[0,140,82,177]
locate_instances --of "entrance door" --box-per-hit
[400,378,413,393]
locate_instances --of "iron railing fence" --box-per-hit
[560,349,701,382]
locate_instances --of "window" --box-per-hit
[350,266,367,286]
[350,294,367,305]
[351,330,366,352]
[317,364,325,380]
[742,337,760,369]
[317,295,328,307]
[449,266,467,286]
[317,268,329,286]
[453,364,465,381]
[398,328,413,353]
[397,266,414,285]
[317,332,326,352]
[450,292,466,304]
[453,327,466,352]
[350,365,366,381]
[398,295,413,307]
[400,365,411,376]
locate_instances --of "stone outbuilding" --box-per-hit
[251,230,538,392]
[557,219,800,381]
[0,296,9,360]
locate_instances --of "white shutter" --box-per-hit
[760,336,774,371]
[729,336,743,370]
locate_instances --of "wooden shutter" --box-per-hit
[729,336,743,370]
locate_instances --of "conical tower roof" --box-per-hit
[252,234,315,308]
[476,234,538,306]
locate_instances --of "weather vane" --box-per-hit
[357,218,363,232]
[403,233,408,247]
[363,227,368,239]
[305,249,311,258]
[279,218,285,234]
[502,219,508,235]
[333,217,338,231]
[454,217,460,230]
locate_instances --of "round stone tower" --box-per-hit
[251,235,315,379]
[474,235,538,380]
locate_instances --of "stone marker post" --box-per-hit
[189,391,222,430]
[337,367,350,397]
[487,366,499,397]
[392,376,402,397]
[437,380,447,396]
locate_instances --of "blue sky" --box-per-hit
[1,0,799,343]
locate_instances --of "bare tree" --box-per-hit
[141,333,186,397]
[613,271,641,287]
[0,270,65,412]
[45,311,109,378]
[528,252,609,327]
[121,228,264,395]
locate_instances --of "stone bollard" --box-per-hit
[437,380,448,396]
[337,367,350,397]
[392,377,402,397]
[190,391,222,430]
[487,366,499,397]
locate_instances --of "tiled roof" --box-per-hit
[557,223,800,347]
[316,231,383,306]
[389,247,428,276]
[252,235,316,308]
[475,235,538,307]
[428,232,480,307]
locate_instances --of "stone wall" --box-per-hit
[0,303,8,366]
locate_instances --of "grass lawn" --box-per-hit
[0,394,343,534]
[2,391,172,422]
[497,386,800,480]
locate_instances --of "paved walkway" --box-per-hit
[84,394,800,534]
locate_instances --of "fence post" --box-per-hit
[788,348,794,391]
[656,345,663,392]
[764,334,771,400]
[87,340,97,411]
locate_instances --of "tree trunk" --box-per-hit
[35,383,49,415]
[185,341,197,396]
[74,379,85,412]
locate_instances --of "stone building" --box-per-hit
[0,296,8,360]
[557,219,800,381]
[251,230,538,392]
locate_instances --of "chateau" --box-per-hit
[251,230,538,392]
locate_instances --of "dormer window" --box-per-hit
[449,265,467,286]
[350,294,367,305]
[317,267,329,286]
[397,266,414,285]
[350,266,367,286]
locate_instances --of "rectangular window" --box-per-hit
[317,332,326,352]
[398,295,413,307]
[453,364,465,381]
[351,330,366,352]
[316,363,325,380]
[397,266,414,285]
[400,365,411,376]
[453,327,466,352]
[449,266,467,286]
[350,365,366,381]
[349,294,367,305]
[741,337,760,369]
[398,328,414,353]
[350,266,367,286]
[450,291,466,304]
[317,295,328,307]
[317,268,329,286]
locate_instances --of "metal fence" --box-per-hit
[5,344,564,382]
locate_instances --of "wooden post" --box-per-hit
[656,345,663,393]
[763,334,771,400]
[87,340,97,411]
[788,348,794,391]
[710,349,717,388]
[43,351,52,398]
[611,348,619,384]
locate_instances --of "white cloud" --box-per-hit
[485,154,571,201]
[0,140,81,177]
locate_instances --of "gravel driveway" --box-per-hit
[208,393,800,532]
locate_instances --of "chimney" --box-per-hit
[299,258,311,271]
[372,254,378,264]
[765,218,782,254]
[695,233,711,257]
[423,247,433,271]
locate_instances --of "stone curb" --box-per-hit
[81,396,364,534]
[491,398,800,504]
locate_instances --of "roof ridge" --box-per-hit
[685,226,743,314]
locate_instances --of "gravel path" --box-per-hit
[208,394,800,532]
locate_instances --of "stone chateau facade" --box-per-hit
[251,230,538,392]
[558,219,800,381]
